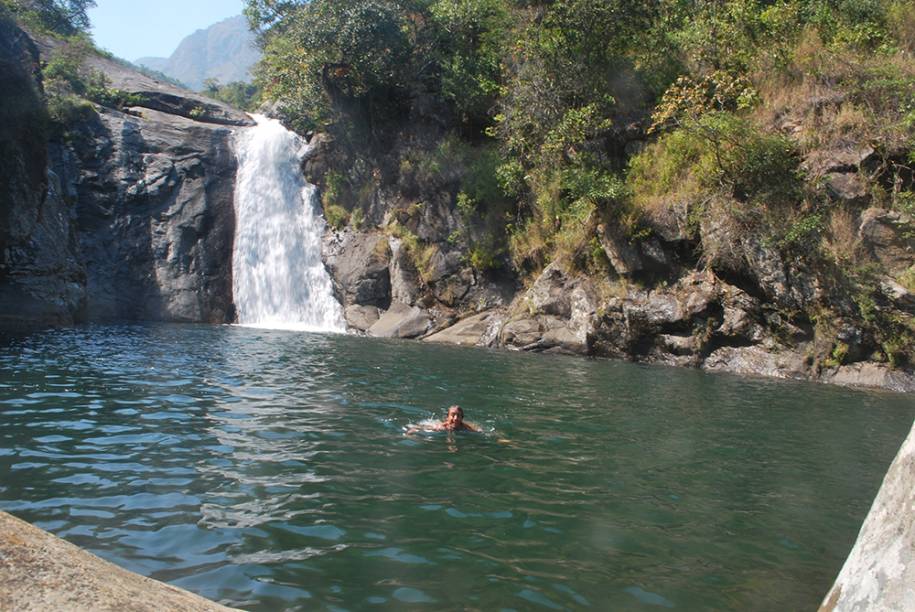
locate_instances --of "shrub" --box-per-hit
[323,203,349,230]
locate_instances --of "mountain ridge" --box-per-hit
[136,15,259,91]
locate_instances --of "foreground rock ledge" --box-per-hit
[0,511,238,612]
[819,420,915,611]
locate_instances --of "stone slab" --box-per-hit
[0,511,238,612]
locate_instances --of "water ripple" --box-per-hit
[0,324,912,611]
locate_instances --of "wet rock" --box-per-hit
[0,510,238,611]
[500,317,543,348]
[821,362,915,393]
[702,345,809,381]
[367,301,431,338]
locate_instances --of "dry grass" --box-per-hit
[821,207,862,265]
[755,28,915,158]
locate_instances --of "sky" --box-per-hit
[88,0,246,61]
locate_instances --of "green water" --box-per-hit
[0,324,912,610]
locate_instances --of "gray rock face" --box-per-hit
[344,304,380,331]
[324,231,392,308]
[495,263,597,355]
[0,25,246,327]
[0,510,238,611]
[0,16,85,328]
[819,421,915,611]
[72,107,237,322]
[30,34,253,127]
[859,208,914,275]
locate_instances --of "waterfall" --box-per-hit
[232,114,345,332]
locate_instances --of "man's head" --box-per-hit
[444,405,464,430]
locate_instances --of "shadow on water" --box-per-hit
[0,323,912,610]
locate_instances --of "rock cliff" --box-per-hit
[0,15,84,328]
[0,20,251,328]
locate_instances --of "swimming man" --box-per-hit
[435,405,479,432]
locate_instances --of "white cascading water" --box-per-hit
[232,114,345,332]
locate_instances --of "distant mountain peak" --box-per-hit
[135,15,260,91]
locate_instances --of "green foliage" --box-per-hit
[251,0,512,133]
[203,79,261,111]
[898,265,915,293]
[428,0,509,127]
[629,112,802,211]
[387,220,438,281]
[323,203,349,231]
[2,0,95,35]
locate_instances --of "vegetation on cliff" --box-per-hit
[249,0,915,370]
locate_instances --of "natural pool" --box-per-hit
[0,324,912,610]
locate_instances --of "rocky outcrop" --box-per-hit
[819,420,915,611]
[0,510,238,611]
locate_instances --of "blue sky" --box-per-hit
[89,0,246,61]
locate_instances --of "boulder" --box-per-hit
[424,310,504,346]
[819,421,915,611]
[496,264,596,355]
[598,223,643,276]
[367,301,431,338]
[324,231,392,308]
[803,145,875,176]
[824,172,869,205]
[344,304,380,331]
[527,262,573,317]
[500,317,543,348]
[388,237,421,306]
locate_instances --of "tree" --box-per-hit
[3,0,97,34]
